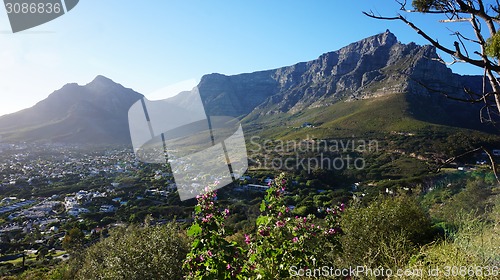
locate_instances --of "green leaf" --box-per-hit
[187,223,202,237]
[192,238,200,249]
[260,201,266,212]
[256,216,271,226]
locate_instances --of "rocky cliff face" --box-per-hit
[195,30,479,118]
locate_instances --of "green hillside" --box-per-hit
[243,92,496,141]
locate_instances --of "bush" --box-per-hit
[76,221,188,280]
[183,187,245,280]
[433,179,492,226]
[339,194,434,269]
[406,201,500,279]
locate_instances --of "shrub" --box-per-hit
[406,205,500,279]
[76,221,188,280]
[434,179,492,226]
[183,187,246,279]
[339,194,434,269]
[248,173,342,278]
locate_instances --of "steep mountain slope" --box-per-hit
[192,30,495,136]
[0,76,143,144]
[193,31,408,114]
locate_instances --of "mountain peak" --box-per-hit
[91,75,114,83]
[0,74,143,144]
[86,75,120,89]
[353,29,398,51]
[380,29,397,44]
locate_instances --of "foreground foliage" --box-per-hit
[76,221,188,280]
[6,174,499,280]
[339,195,434,270]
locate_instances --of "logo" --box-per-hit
[128,87,248,201]
[4,0,79,33]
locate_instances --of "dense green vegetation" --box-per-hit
[3,171,498,279]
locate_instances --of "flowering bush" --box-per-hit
[183,186,246,279]
[246,173,342,278]
[184,174,343,279]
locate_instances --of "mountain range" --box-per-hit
[0,76,143,144]
[0,30,497,145]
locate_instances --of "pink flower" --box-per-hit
[226,263,231,270]
[244,234,251,244]
[276,221,285,227]
[292,237,299,243]
[258,229,269,236]
[207,250,213,257]
[326,228,336,235]
[224,208,230,215]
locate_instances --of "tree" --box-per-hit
[62,227,85,254]
[36,246,49,261]
[364,0,500,124]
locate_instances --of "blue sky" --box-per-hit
[0,0,487,116]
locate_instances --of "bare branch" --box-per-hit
[395,0,407,10]
[439,147,482,167]
[448,28,481,45]
[434,146,499,185]
[439,18,471,22]
[408,73,495,104]
[482,147,500,184]
[451,30,471,57]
